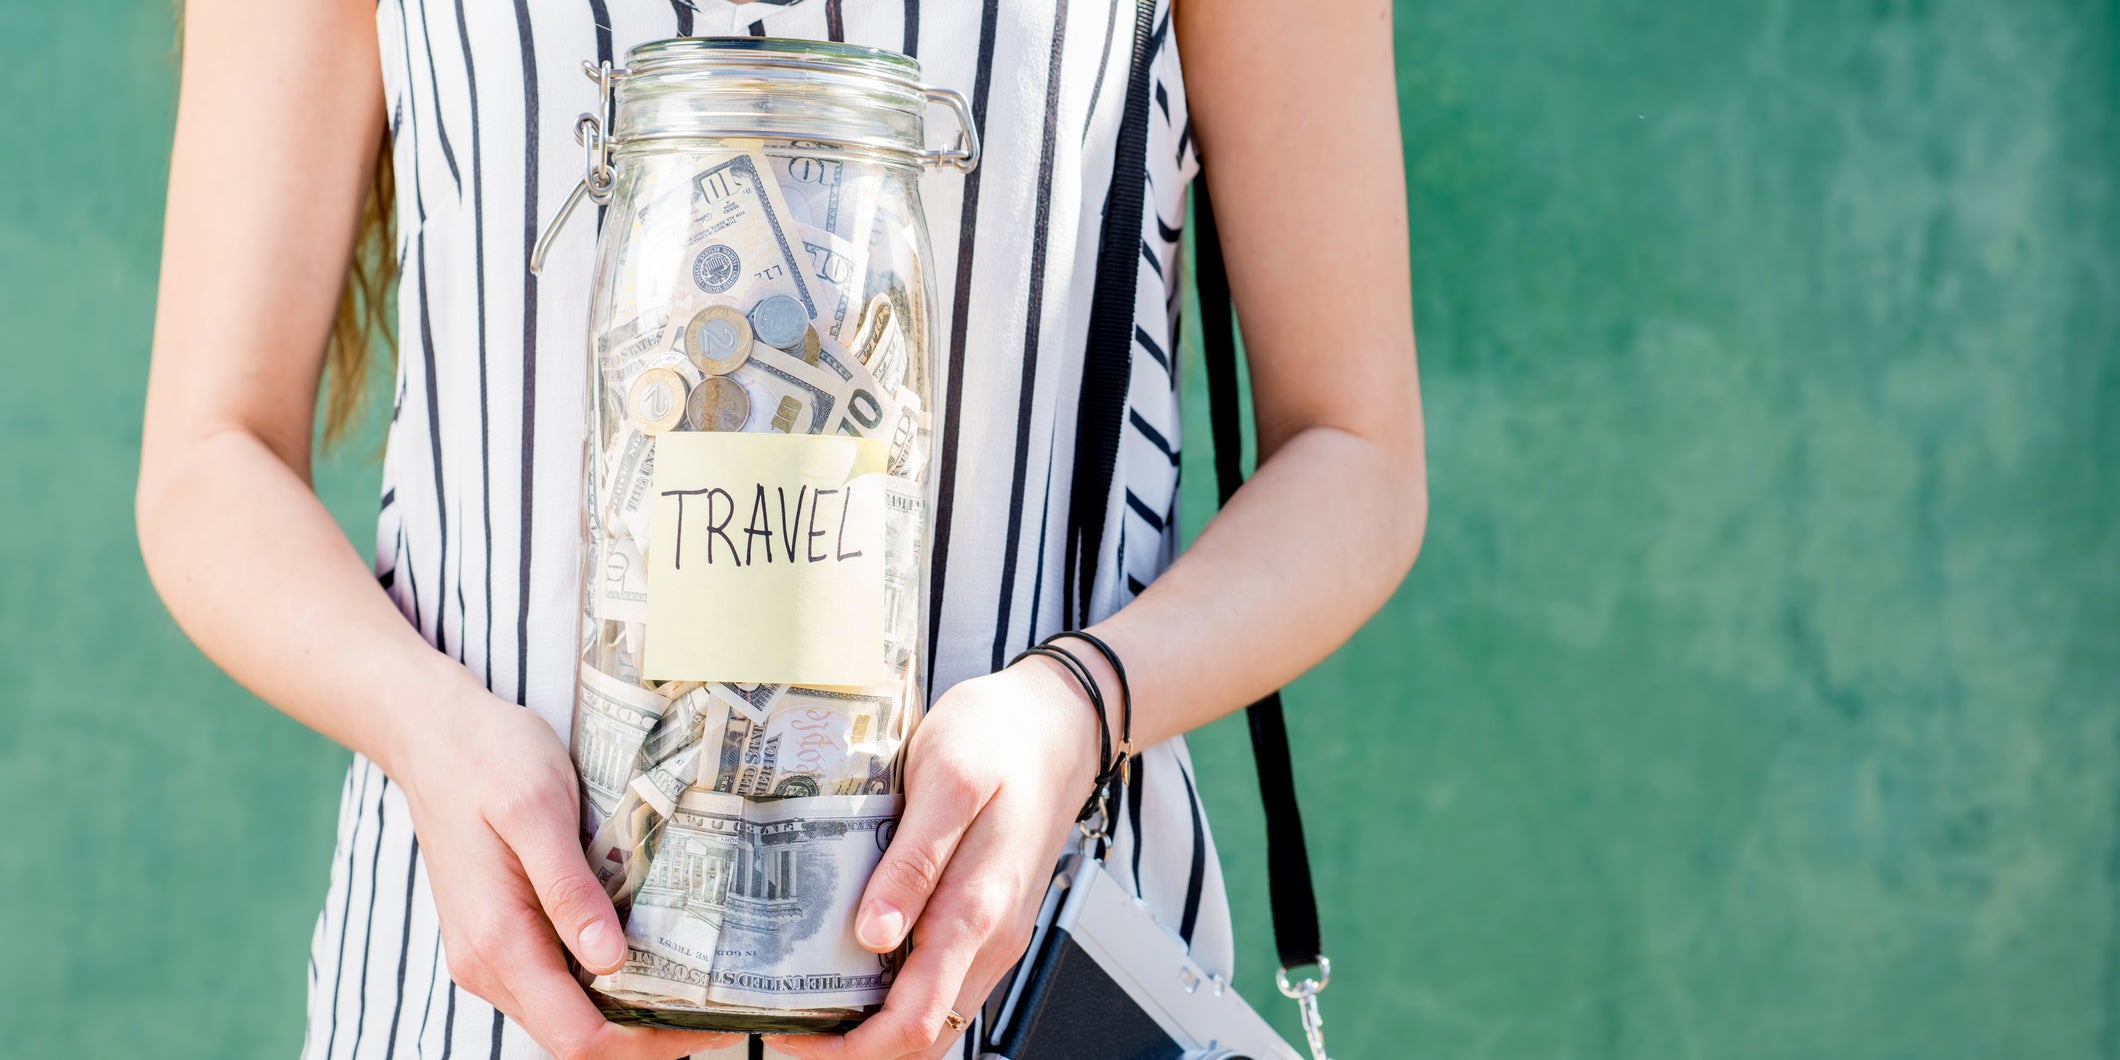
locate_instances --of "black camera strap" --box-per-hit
[1191,182,1325,981]
[1063,0,1326,993]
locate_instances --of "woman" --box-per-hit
[138,0,1423,1057]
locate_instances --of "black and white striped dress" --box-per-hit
[304,1,1227,1056]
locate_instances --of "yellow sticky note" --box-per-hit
[644,432,890,685]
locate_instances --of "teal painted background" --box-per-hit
[4,0,2117,1055]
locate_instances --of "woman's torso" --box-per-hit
[304,2,1225,1056]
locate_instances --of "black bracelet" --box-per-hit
[1010,643,1117,822]
[1043,630,1134,773]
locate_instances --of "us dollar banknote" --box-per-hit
[703,793,903,1011]
[609,790,745,1003]
[728,687,896,798]
[573,663,667,823]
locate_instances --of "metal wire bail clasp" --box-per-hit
[920,86,980,173]
[530,60,619,274]
[1276,955,1332,1060]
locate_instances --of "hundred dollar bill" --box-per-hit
[641,684,712,765]
[851,295,912,395]
[573,663,667,822]
[597,312,691,400]
[586,790,657,901]
[807,332,927,475]
[764,143,878,269]
[663,151,817,354]
[794,227,869,345]
[613,790,746,1004]
[632,741,704,818]
[730,687,897,798]
[877,475,924,668]
[731,341,849,436]
[599,427,659,547]
[704,793,904,1011]
[590,530,650,625]
[714,681,788,724]
[712,708,754,792]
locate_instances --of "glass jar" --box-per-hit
[540,37,977,1034]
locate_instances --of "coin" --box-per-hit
[686,376,751,432]
[629,367,688,434]
[801,325,821,366]
[683,306,752,376]
[749,294,810,350]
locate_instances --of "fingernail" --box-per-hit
[858,903,905,949]
[578,918,624,969]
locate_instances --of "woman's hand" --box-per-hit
[772,657,1105,1060]
[395,689,740,1060]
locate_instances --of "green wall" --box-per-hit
[4,1,2117,1056]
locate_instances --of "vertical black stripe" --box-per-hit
[415,236,450,658]
[398,527,420,632]
[395,0,449,661]
[588,0,613,65]
[321,763,373,1060]
[825,0,845,40]
[749,1034,766,1060]
[1127,751,1147,895]
[1021,428,1063,642]
[415,931,442,1057]
[510,0,540,709]
[988,0,1071,672]
[451,0,496,693]
[489,1008,506,1060]
[1174,758,1207,943]
[1081,0,1121,140]
[414,3,461,191]
[901,0,919,56]
[439,983,458,1059]
[381,839,421,1059]
[346,777,392,1059]
[393,1,429,225]
[670,0,694,36]
[926,0,1003,688]
[588,0,614,230]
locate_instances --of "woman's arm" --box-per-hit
[138,4,731,1057]
[781,1,1422,1056]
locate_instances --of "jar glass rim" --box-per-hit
[624,36,922,84]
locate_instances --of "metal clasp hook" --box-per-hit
[531,60,618,274]
[920,86,980,173]
[1276,956,1332,1060]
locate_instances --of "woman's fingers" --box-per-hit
[855,764,989,953]
[781,795,1050,1060]
[767,913,984,1060]
[498,925,740,1060]
[488,776,629,975]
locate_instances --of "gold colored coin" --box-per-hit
[683,306,752,376]
[628,367,688,435]
[686,376,752,432]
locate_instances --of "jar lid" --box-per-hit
[606,37,976,174]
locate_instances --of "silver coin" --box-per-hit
[685,376,751,432]
[749,294,810,351]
